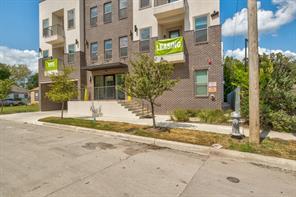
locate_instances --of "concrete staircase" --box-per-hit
[118,100,152,118]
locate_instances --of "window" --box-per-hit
[119,36,128,57]
[195,15,208,42]
[42,18,49,37]
[43,50,49,58]
[140,27,150,52]
[104,2,112,24]
[169,30,180,38]
[119,0,128,19]
[68,9,75,29]
[68,44,75,63]
[90,6,97,27]
[140,0,150,8]
[34,92,39,101]
[104,39,112,59]
[168,0,178,3]
[90,42,98,60]
[195,70,208,96]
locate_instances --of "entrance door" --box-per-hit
[104,75,115,99]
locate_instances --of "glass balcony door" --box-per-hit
[94,74,125,100]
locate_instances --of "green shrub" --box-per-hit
[172,109,189,122]
[198,110,229,124]
[186,109,200,117]
[270,110,296,133]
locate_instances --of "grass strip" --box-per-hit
[40,117,296,161]
[0,104,39,115]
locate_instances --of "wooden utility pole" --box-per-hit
[248,0,260,144]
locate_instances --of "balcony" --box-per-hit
[43,24,65,45]
[154,0,185,24]
[154,36,185,64]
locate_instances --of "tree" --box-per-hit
[0,64,11,80]
[224,53,296,133]
[0,79,13,112]
[9,64,31,87]
[46,68,78,119]
[27,73,39,90]
[124,54,178,128]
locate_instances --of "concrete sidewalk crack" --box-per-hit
[177,155,210,197]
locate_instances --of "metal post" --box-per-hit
[248,0,260,144]
[245,38,248,71]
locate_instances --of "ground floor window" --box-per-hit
[194,70,208,96]
[94,74,125,100]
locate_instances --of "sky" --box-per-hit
[0,0,295,72]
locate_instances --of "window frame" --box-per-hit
[43,50,49,58]
[139,0,151,9]
[67,9,75,30]
[90,42,98,61]
[139,27,151,52]
[104,39,113,60]
[42,18,50,37]
[90,6,98,27]
[118,0,128,20]
[194,69,209,97]
[194,14,209,43]
[119,36,128,58]
[104,2,112,24]
[68,44,76,64]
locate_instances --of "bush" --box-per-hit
[186,109,200,117]
[172,109,189,122]
[270,110,296,133]
[198,110,229,124]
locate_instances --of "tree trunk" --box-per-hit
[150,101,156,128]
[61,101,64,119]
[1,100,3,113]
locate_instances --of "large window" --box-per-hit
[195,15,208,43]
[140,0,150,8]
[42,18,49,37]
[119,0,128,19]
[43,50,49,58]
[169,30,180,38]
[67,9,75,29]
[119,36,128,57]
[104,2,112,24]
[195,70,208,96]
[104,39,112,60]
[90,42,98,60]
[90,6,97,27]
[140,27,150,52]
[68,44,75,64]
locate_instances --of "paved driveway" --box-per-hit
[0,120,295,197]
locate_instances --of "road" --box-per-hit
[0,119,295,197]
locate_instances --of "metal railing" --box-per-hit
[43,24,64,38]
[94,86,125,100]
[154,0,181,7]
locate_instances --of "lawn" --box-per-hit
[0,104,39,115]
[40,117,296,161]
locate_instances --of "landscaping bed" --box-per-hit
[0,104,39,115]
[40,117,296,161]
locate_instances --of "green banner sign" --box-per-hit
[155,37,184,56]
[45,58,58,72]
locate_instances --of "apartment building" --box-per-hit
[39,0,223,114]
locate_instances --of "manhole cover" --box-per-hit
[227,177,240,183]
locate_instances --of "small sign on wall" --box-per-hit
[208,82,217,93]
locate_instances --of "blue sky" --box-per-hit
[0,0,295,71]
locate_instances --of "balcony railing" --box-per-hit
[43,24,64,38]
[154,0,181,7]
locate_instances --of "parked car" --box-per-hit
[1,99,24,106]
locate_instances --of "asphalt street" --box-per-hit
[0,119,295,197]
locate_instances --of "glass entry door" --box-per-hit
[104,75,115,99]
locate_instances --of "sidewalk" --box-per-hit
[0,111,295,141]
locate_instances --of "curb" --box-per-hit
[39,121,296,171]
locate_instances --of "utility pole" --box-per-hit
[248,0,260,144]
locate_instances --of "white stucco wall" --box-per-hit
[39,0,84,56]
[133,0,220,41]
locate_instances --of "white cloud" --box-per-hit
[225,47,296,60]
[222,0,296,36]
[0,45,39,72]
